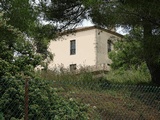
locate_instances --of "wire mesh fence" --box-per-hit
[0,77,160,120]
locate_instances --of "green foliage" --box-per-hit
[0,112,5,120]
[106,64,151,84]
[0,0,57,77]
[0,18,41,77]
[0,77,24,119]
[1,4,90,119]
[28,78,88,120]
[0,0,38,32]
[41,0,87,30]
[0,77,89,120]
[85,0,160,28]
[108,27,151,84]
[84,0,160,84]
[109,27,144,70]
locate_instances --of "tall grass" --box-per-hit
[37,64,151,87]
[38,69,93,82]
[106,67,151,85]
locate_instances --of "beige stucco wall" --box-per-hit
[95,29,120,70]
[48,29,97,70]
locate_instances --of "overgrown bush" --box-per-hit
[0,77,24,120]
[0,77,89,120]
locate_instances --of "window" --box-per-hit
[70,40,76,55]
[70,64,76,71]
[107,40,112,53]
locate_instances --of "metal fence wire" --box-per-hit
[0,78,160,120]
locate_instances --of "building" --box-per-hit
[48,26,123,72]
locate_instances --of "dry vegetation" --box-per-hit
[38,69,160,120]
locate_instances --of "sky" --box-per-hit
[80,20,127,35]
[81,19,93,27]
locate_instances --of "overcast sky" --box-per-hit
[80,20,127,35]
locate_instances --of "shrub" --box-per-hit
[0,77,89,120]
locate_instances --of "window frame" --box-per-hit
[107,40,112,53]
[70,64,77,71]
[70,40,76,55]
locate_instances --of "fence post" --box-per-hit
[24,77,29,120]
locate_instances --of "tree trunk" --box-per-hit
[143,23,160,85]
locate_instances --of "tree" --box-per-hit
[86,0,160,85]
[43,0,160,85]
[109,27,145,70]
[0,12,37,77]
[0,0,57,77]
[39,0,88,30]
[0,1,90,119]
